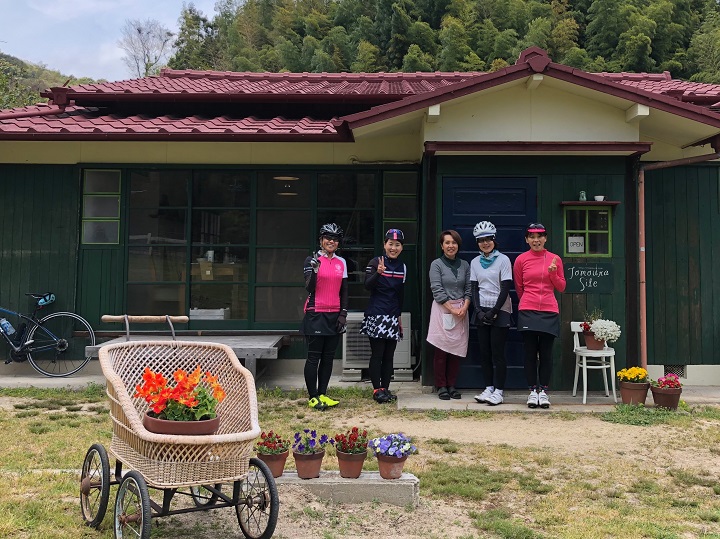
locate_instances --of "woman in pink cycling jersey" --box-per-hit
[513,223,566,409]
[300,223,348,411]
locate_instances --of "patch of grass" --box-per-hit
[0,382,105,401]
[630,478,660,494]
[65,405,82,412]
[425,409,449,421]
[418,462,512,501]
[549,410,577,421]
[601,404,677,426]
[669,468,716,488]
[517,475,554,495]
[470,508,544,539]
[28,424,51,434]
[14,410,40,418]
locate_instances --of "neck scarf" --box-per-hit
[479,249,499,269]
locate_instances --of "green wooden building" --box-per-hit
[1,47,720,388]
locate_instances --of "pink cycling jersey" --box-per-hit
[513,249,566,313]
[305,254,348,313]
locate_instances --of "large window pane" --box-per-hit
[128,246,185,282]
[317,173,376,207]
[193,171,250,207]
[129,209,187,244]
[257,210,311,244]
[127,284,185,315]
[317,210,374,245]
[130,170,189,207]
[256,248,307,283]
[192,246,248,271]
[257,172,311,207]
[85,170,120,193]
[339,248,374,283]
[191,209,250,244]
[190,283,248,320]
[255,287,306,322]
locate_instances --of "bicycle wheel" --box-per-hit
[80,443,110,528]
[235,457,279,539]
[26,312,96,377]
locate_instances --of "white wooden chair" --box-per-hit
[571,321,617,404]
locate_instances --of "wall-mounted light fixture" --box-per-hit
[274,175,299,196]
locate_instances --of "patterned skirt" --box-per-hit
[360,314,402,340]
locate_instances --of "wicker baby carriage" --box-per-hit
[79,315,278,539]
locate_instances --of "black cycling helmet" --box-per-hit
[319,223,344,240]
[384,228,405,244]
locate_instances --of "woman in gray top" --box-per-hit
[426,229,472,400]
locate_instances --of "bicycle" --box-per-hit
[1,292,96,377]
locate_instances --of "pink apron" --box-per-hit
[426,299,469,357]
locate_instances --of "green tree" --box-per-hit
[408,21,439,55]
[492,28,520,63]
[687,10,720,82]
[388,1,415,69]
[586,0,632,60]
[351,40,383,71]
[168,5,220,70]
[0,60,39,109]
[402,43,435,71]
[438,16,473,70]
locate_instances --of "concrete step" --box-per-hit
[275,471,419,507]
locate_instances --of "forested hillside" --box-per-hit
[0,53,96,109]
[168,0,720,82]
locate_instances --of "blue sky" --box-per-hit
[0,0,219,81]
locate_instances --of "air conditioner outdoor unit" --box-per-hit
[342,312,413,381]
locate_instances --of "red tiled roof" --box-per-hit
[596,71,720,106]
[0,105,349,141]
[44,70,483,104]
[3,48,720,141]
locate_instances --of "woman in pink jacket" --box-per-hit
[513,223,566,409]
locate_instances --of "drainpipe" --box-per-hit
[638,150,720,369]
[0,106,66,120]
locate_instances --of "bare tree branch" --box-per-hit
[118,18,175,77]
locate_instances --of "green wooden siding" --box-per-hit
[0,164,80,315]
[645,165,720,366]
[431,156,628,389]
[77,248,126,329]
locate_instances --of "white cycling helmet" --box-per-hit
[473,220,496,239]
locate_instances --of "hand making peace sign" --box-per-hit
[377,256,386,274]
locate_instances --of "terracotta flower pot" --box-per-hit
[143,412,220,435]
[651,386,682,410]
[583,331,605,350]
[293,450,325,479]
[376,454,408,480]
[256,450,289,478]
[618,381,650,405]
[336,450,366,479]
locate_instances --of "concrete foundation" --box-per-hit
[275,471,419,507]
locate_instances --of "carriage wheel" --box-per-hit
[114,471,151,539]
[190,484,221,507]
[235,457,279,539]
[80,443,110,528]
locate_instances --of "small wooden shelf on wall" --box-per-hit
[560,201,621,206]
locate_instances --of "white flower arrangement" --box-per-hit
[589,319,621,343]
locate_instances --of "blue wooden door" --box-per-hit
[442,177,537,389]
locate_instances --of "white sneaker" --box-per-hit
[486,389,504,406]
[527,389,539,408]
[474,387,494,403]
[538,390,550,409]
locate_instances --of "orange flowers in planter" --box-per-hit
[134,366,226,421]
